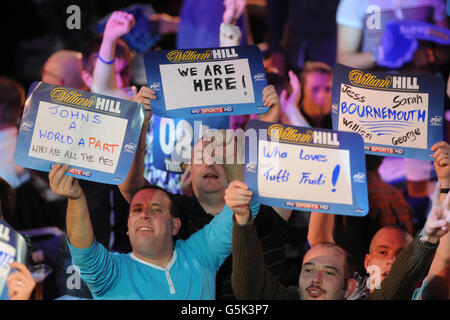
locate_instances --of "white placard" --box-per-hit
[28,101,128,173]
[160,58,255,110]
[257,140,353,205]
[338,84,429,148]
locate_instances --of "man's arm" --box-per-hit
[230,181,298,299]
[420,141,450,299]
[49,163,93,248]
[186,180,259,271]
[220,0,244,47]
[337,24,376,69]
[307,212,335,247]
[91,11,134,99]
[118,85,155,203]
[368,182,449,300]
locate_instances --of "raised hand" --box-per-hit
[258,85,282,123]
[223,0,246,25]
[280,70,301,109]
[6,262,36,300]
[421,182,450,243]
[431,141,450,186]
[133,86,155,121]
[48,163,83,200]
[280,70,302,124]
[104,11,135,42]
[224,180,253,224]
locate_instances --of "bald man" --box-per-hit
[41,50,87,91]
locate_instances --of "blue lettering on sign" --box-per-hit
[0,252,14,270]
[262,167,290,182]
[299,149,327,162]
[299,172,326,185]
[48,105,101,124]
[39,129,73,144]
[262,145,287,159]
[331,164,340,192]
[340,102,426,123]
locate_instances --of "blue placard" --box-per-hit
[244,120,369,216]
[14,82,145,185]
[378,21,450,68]
[143,45,268,118]
[331,64,444,160]
[152,115,230,173]
[0,221,27,300]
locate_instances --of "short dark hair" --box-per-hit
[369,224,413,253]
[312,242,356,281]
[0,77,25,126]
[81,35,132,74]
[0,177,16,224]
[131,184,180,219]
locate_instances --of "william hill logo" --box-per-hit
[348,70,392,89]
[167,48,238,63]
[50,87,96,108]
[348,70,420,90]
[50,87,121,114]
[268,124,340,146]
[268,124,313,144]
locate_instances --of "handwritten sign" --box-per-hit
[144,45,267,118]
[14,82,144,184]
[152,115,229,173]
[244,120,368,216]
[0,221,27,300]
[331,64,444,159]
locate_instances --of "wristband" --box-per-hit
[98,54,115,65]
[440,188,450,193]
[418,229,439,246]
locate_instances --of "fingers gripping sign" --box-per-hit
[104,11,136,41]
[259,85,282,123]
[133,86,156,121]
[49,163,83,200]
[225,180,253,225]
[6,262,36,300]
[431,141,450,182]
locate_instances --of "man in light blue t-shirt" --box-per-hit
[48,163,258,299]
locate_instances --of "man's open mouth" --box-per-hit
[306,285,326,298]
[137,226,154,232]
[203,173,219,179]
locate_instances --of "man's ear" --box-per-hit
[344,278,358,299]
[172,218,181,236]
[364,254,371,271]
[81,70,93,89]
